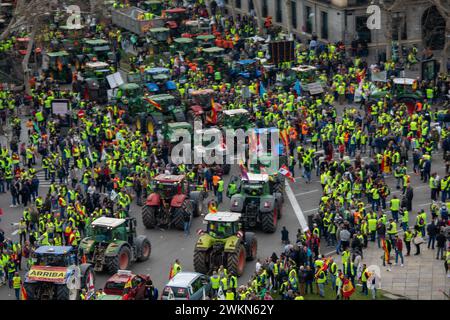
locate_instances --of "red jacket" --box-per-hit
[395,238,403,251]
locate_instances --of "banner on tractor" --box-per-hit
[27,266,68,283]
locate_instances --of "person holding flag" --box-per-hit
[208,199,218,213]
[279,165,295,182]
[169,259,182,280]
[342,275,355,300]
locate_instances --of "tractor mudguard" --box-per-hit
[79,238,95,254]
[170,194,187,208]
[190,105,204,115]
[259,195,276,213]
[79,263,93,278]
[274,192,283,204]
[229,194,245,212]
[224,236,241,253]
[146,193,161,206]
[195,234,215,250]
[105,241,129,257]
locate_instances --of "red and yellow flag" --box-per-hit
[21,284,27,300]
[145,98,162,111]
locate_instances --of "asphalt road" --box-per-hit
[0,101,447,299]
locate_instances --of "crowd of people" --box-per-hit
[0,0,449,300]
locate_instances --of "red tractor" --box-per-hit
[186,89,223,127]
[141,174,205,230]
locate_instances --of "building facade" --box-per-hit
[222,0,446,56]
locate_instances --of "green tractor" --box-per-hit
[229,173,283,233]
[141,0,164,15]
[149,27,170,54]
[369,77,423,114]
[80,61,112,103]
[78,217,151,274]
[221,109,254,130]
[80,39,115,65]
[194,212,257,276]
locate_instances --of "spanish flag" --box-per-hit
[280,129,289,147]
[124,276,132,289]
[342,278,355,298]
[208,201,218,214]
[21,284,27,300]
[145,98,162,111]
[210,97,217,124]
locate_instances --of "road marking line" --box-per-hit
[285,180,309,231]
[304,208,318,213]
[11,230,18,236]
[294,189,319,197]
[418,202,431,207]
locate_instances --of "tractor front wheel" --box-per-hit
[137,238,152,262]
[142,205,157,229]
[56,285,71,300]
[106,246,131,274]
[227,244,246,276]
[193,249,209,274]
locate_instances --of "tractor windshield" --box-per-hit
[87,225,113,242]
[208,221,235,238]
[35,253,74,267]
[154,181,181,199]
[242,182,264,196]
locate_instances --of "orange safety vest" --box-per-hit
[301,124,308,135]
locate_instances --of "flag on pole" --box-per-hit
[169,265,174,280]
[86,271,95,300]
[279,165,295,182]
[144,97,163,111]
[20,284,27,300]
[124,276,132,289]
[211,97,217,123]
[280,129,289,147]
[294,79,302,96]
[259,81,267,98]
[217,286,225,300]
[239,160,249,181]
[342,278,355,298]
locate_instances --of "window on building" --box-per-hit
[248,0,254,11]
[235,0,241,9]
[356,16,372,43]
[392,17,408,41]
[305,6,313,34]
[291,1,297,29]
[321,11,328,39]
[276,0,282,23]
[262,0,268,17]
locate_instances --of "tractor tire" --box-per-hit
[245,233,258,261]
[261,206,278,233]
[105,246,131,274]
[190,191,204,218]
[171,199,193,230]
[227,244,246,277]
[56,284,70,300]
[146,116,156,135]
[193,249,209,274]
[142,205,157,229]
[80,266,95,291]
[137,237,152,262]
[23,282,38,300]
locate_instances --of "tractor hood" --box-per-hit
[26,266,69,284]
[79,238,95,253]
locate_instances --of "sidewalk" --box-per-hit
[328,240,449,300]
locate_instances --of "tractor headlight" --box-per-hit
[232,200,238,207]
[264,201,270,208]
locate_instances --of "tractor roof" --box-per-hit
[196,35,215,41]
[238,59,256,65]
[151,94,175,101]
[145,67,170,74]
[291,65,317,72]
[246,173,269,182]
[91,217,126,228]
[204,211,241,222]
[154,174,185,183]
[84,39,109,46]
[202,46,224,54]
[222,109,248,116]
[34,246,73,255]
[46,51,69,57]
[174,37,194,44]
[393,78,416,85]
[150,27,170,33]
[191,89,214,95]
[107,270,136,284]
[97,294,124,300]
[85,61,109,69]
[120,83,140,90]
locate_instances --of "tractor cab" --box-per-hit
[194,34,216,48]
[43,51,72,83]
[240,173,270,197]
[164,7,187,30]
[222,109,252,129]
[149,27,170,42]
[186,89,222,126]
[204,212,242,239]
[183,19,211,38]
[82,61,111,79]
[117,83,142,104]
[32,246,77,267]
[142,0,163,15]
[83,39,114,64]
[290,65,318,83]
[164,121,192,143]
[87,217,128,243]
[152,174,188,199]
[172,37,194,55]
[144,67,176,93]
[81,61,111,103]
[150,93,179,113]
[231,59,262,82]
[392,78,423,114]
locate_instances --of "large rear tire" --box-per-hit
[105,246,131,274]
[227,244,246,276]
[142,205,157,229]
[23,282,37,300]
[171,199,193,230]
[56,285,70,300]
[261,206,277,233]
[193,249,209,274]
